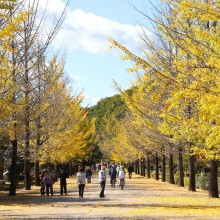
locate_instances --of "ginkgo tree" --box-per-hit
[155,0,220,198]
[1,0,96,196]
[0,0,29,196]
[119,71,179,183]
[40,90,95,165]
[0,1,27,122]
[109,0,220,198]
[110,113,141,164]
[109,37,181,183]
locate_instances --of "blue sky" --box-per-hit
[38,0,154,106]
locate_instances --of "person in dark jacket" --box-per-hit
[60,167,67,195]
[110,165,117,186]
[86,166,92,183]
[44,169,53,196]
[128,164,133,179]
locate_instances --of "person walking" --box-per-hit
[99,166,106,198]
[128,164,133,179]
[44,169,53,196]
[116,165,120,177]
[40,171,45,196]
[108,164,112,185]
[118,166,126,189]
[77,168,86,198]
[110,165,117,187]
[60,167,67,195]
[86,166,92,183]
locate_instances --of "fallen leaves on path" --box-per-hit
[0,173,219,219]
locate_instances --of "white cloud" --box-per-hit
[56,9,146,54]
[36,0,150,55]
[38,0,67,15]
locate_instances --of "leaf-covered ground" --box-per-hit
[0,172,219,219]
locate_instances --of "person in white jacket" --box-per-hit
[118,166,126,186]
[77,168,86,198]
[98,166,106,198]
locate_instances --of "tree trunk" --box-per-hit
[155,153,159,180]
[143,158,146,177]
[162,154,166,182]
[24,105,31,190]
[9,41,18,196]
[188,154,196,191]
[24,159,31,190]
[34,122,41,187]
[24,23,31,190]
[34,160,40,186]
[0,168,3,180]
[24,120,31,190]
[169,153,175,184]
[134,161,137,174]
[9,140,18,196]
[147,156,151,178]
[140,160,144,176]
[140,160,143,176]
[209,160,219,198]
[178,147,184,187]
[137,160,140,175]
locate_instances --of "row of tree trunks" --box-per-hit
[134,150,186,187]
[134,148,219,198]
[134,159,147,177]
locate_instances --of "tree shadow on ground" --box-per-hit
[2,213,200,220]
[1,193,220,211]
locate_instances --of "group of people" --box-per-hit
[40,168,55,196]
[108,164,126,187]
[98,164,131,197]
[39,164,133,199]
[39,167,69,196]
[40,166,93,198]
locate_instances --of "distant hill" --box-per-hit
[87,93,127,129]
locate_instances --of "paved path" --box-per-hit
[0,172,220,219]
